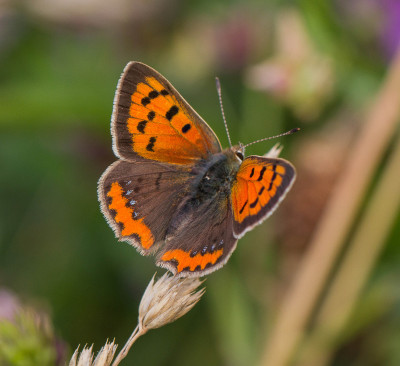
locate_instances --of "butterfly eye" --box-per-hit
[235,151,244,161]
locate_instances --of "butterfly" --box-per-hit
[98,62,296,277]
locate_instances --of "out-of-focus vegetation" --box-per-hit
[0,1,399,365]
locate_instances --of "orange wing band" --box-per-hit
[161,249,223,273]
[107,182,154,249]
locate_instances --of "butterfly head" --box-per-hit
[232,143,245,162]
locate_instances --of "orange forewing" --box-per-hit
[112,62,221,165]
[231,156,295,237]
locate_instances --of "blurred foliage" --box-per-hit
[0,303,64,366]
[0,0,399,365]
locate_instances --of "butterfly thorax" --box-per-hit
[189,149,241,206]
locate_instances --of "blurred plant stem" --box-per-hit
[259,49,400,366]
[111,326,144,366]
[297,119,400,366]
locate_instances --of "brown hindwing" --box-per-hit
[98,159,191,254]
[157,194,238,277]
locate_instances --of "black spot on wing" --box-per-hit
[137,120,147,134]
[268,169,278,191]
[146,137,156,151]
[239,200,248,214]
[160,89,169,96]
[141,97,150,106]
[148,90,159,99]
[249,197,259,208]
[268,172,276,191]
[147,111,155,121]
[182,123,191,133]
[257,166,267,181]
[166,105,179,121]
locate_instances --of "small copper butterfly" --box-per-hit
[98,62,296,277]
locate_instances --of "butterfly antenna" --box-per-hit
[243,128,300,148]
[215,77,232,148]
